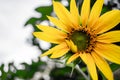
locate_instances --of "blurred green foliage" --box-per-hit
[0,58,46,80]
[0,0,120,80]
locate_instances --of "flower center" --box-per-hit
[70,31,90,51]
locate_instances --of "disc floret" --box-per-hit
[67,27,97,53]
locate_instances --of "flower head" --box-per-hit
[33,0,120,80]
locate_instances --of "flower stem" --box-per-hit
[75,65,88,80]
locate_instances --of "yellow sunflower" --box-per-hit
[33,0,120,80]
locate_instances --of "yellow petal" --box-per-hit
[53,1,75,29]
[88,0,104,28]
[50,47,69,58]
[80,53,98,80]
[67,53,79,64]
[65,40,77,53]
[94,43,120,64]
[33,32,64,44]
[70,0,80,26]
[94,10,120,34]
[36,25,67,37]
[81,0,90,26]
[40,48,54,57]
[92,52,113,80]
[97,31,120,43]
[47,16,71,32]
[41,42,67,57]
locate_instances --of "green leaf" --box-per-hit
[50,66,82,80]
[110,63,120,72]
[35,6,53,21]
[25,17,39,26]
[101,5,112,15]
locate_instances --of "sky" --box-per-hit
[0,0,51,67]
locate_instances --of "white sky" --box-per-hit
[0,0,51,67]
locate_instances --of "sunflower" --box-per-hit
[33,0,120,80]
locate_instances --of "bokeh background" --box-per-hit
[0,0,120,80]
